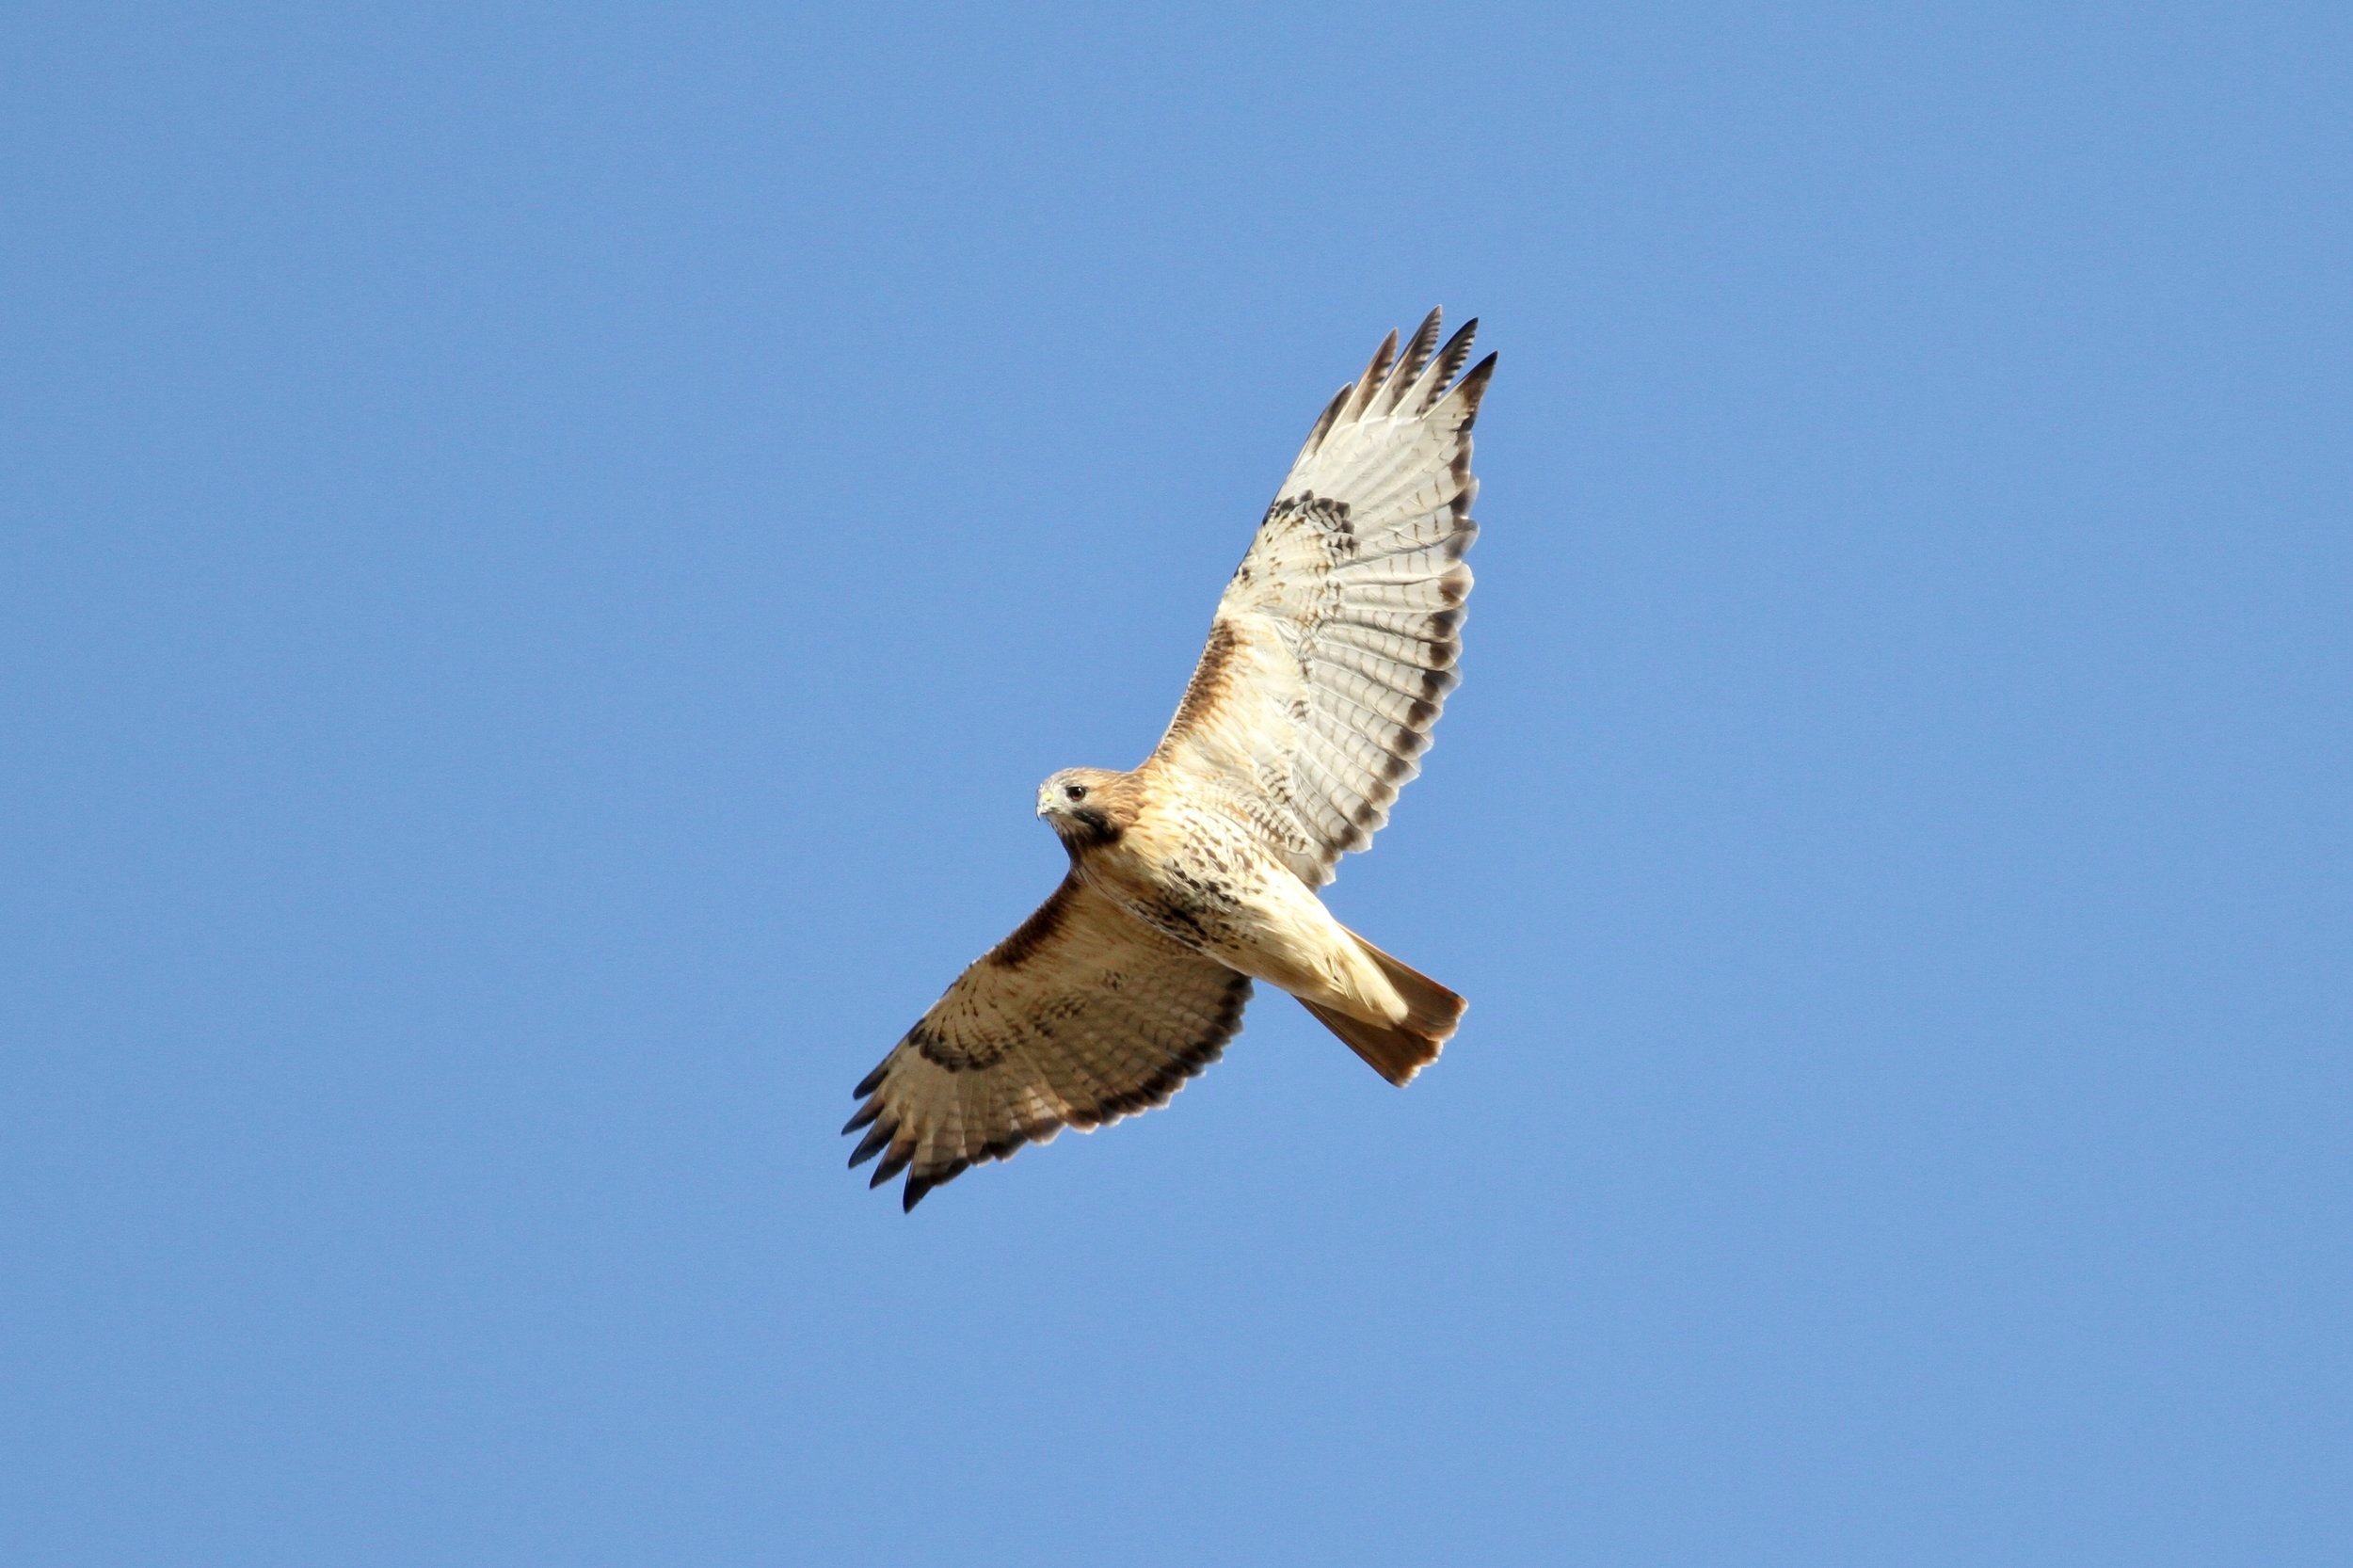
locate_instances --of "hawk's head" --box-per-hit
[1038,767,1131,851]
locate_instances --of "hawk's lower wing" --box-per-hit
[1149,310,1494,885]
[844,876,1253,1209]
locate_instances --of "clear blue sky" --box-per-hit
[5,5,2347,1563]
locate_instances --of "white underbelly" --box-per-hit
[1085,805,1404,1023]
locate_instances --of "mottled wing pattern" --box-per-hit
[844,876,1254,1209]
[1152,310,1494,884]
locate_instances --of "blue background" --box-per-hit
[5,5,2347,1563]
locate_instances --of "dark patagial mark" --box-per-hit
[987,876,1077,969]
[1166,617,1241,742]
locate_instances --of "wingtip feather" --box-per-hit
[1300,381,1352,458]
[1452,352,1497,425]
[1420,320,1480,407]
[1378,309,1445,413]
[870,1139,916,1186]
[1340,328,1401,423]
[848,1118,896,1168]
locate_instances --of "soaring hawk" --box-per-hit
[847,310,1496,1208]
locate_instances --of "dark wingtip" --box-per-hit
[900,1155,970,1209]
[847,1119,895,1168]
[870,1142,916,1186]
[853,1060,888,1098]
[1421,319,1481,410]
[1398,308,1444,383]
[1342,327,1400,420]
[841,1099,882,1135]
[1454,351,1497,423]
[1303,381,1352,454]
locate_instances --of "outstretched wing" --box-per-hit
[844,876,1253,1209]
[1149,309,1494,885]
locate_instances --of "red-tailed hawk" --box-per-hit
[847,310,1496,1208]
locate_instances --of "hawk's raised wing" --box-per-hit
[844,876,1253,1209]
[1149,310,1494,885]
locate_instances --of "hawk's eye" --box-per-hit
[1064,783,1087,802]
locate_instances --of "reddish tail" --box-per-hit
[1298,934,1465,1086]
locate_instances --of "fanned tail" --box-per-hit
[1298,934,1465,1086]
